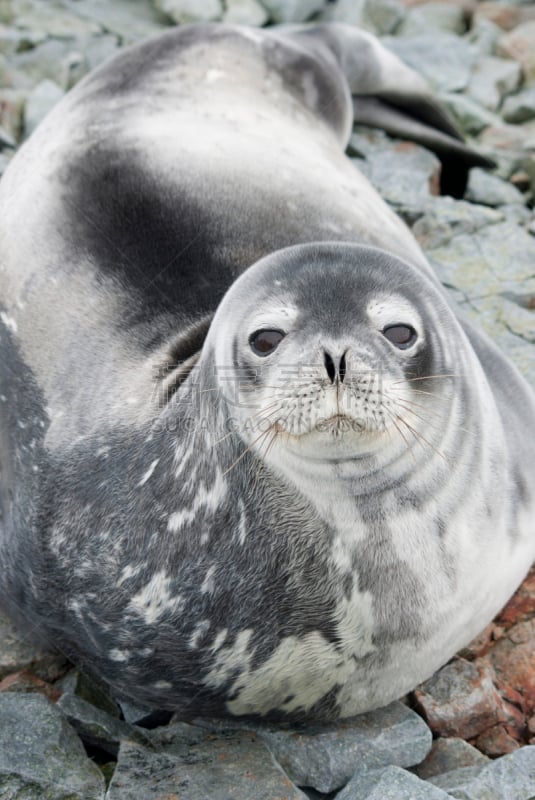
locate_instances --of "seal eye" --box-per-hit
[382,324,417,350]
[249,329,285,356]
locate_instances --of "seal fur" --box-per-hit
[0,23,534,721]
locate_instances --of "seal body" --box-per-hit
[0,23,534,722]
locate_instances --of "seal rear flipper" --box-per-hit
[286,23,493,196]
[351,95,494,197]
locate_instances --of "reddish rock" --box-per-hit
[459,622,502,660]
[494,564,535,630]
[413,737,489,780]
[412,658,508,739]
[483,619,535,714]
[472,724,521,757]
[0,669,62,702]
[474,2,535,32]
[497,21,535,79]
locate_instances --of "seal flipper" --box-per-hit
[285,23,493,196]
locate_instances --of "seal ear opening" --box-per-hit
[351,95,495,198]
[156,314,213,406]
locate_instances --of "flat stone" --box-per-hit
[428,746,535,799]
[414,738,490,780]
[337,765,452,800]
[497,20,535,80]
[194,700,432,794]
[397,2,467,36]
[466,56,522,111]
[64,0,169,44]
[107,723,307,799]
[0,693,105,799]
[354,140,441,219]
[58,694,150,756]
[465,167,525,206]
[413,658,507,739]
[223,0,268,25]
[8,0,102,37]
[0,610,68,682]
[155,0,223,24]
[468,18,503,57]
[474,2,535,32]
[258,0,325,23]
[24,78,64,137]
[502,88,535,123]
[412,195,502,250]
[439,92,496,135]
[318,0,406,32]
[384,32,476,92]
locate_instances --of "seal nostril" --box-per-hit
[324,351,336,384]
[340,351,347,383]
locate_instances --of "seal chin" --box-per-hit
[276,413,388,462]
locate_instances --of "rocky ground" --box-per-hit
[1,0,535,798]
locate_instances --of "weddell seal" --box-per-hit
[0,22,534,722]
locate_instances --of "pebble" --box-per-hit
[502,88,535,123]
[154,0,223,24]
[497,20,535,80]
[473,1,535,33]
[384,32,476,92]
[466,55,522,112]
[337,765,452,799]
[319,0,406,34]
[223,0,269,26]
[259,0,326,23]
[23,78,64,137]
[412,658,510,739]
[0,692,105,800]
[396,1,467,36]
[428,745,535,799]
[439,91,496,135]
[465,166,526,206]
[483,618,535,715]
[107,723,307,799]
[414,738,490,780]
[195,699,432,793]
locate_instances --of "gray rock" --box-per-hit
[354,141,441,221]
[414,737,490,780]
[384,33,477,93]
[467,18,503,57]
[223,0,268,26]
[107,723,307,799]
[397,2,466,37]
[155,0,223,24]
[24,78,64,138]
[502,88,535,123]
[466,167,525,206]
[427,220,535,383]
[194,700,432,794]
[64,0,169,44]
[497,20,535,80]
[0,693,105,799]
[259,0,325,24]
[317,0,406,34]
[0,610,68,682]
[428,746,535,799]
[58,694,150,756]
[10,38,86,90]
[0,24,46,57]
[337,765,452,799]
[439,92,497,136]
[466,56,522,111]
[412,196,503,250]
[7,0,102,37]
